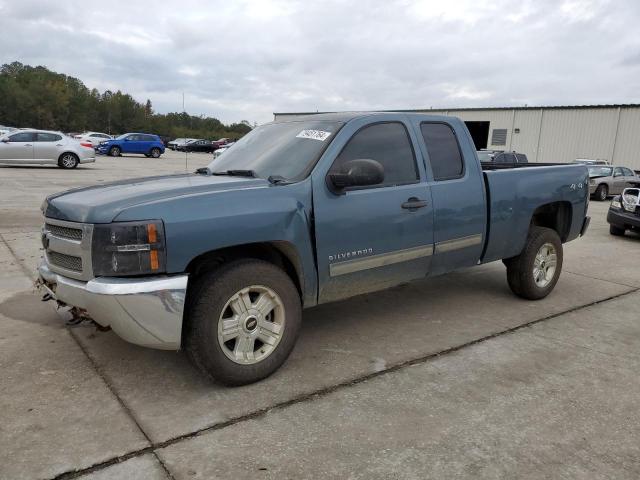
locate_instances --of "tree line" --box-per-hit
[0,62,252,140]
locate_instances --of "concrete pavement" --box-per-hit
[0,153,639,479]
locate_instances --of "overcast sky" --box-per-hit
[1,0,639,124]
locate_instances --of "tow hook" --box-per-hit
[41,292,54,302]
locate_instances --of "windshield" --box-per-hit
[207,120,343,180]
[116,133,129,140]
[588,166,613,177]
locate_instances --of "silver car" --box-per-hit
[0,129,95,169]
[589,165,637,201]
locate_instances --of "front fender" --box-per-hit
[114,180,318,306]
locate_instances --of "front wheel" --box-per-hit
[58,153,79,169]
[594,184,608,201]
[609,224,625,236]
[506,226,563,300]
[109,146,121,157]
[185,259,302,386]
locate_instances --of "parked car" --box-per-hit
[588,165,637,201]
[37,113,589,385]
[212,142,235,159]
[0,129,95,169]
[177,139,218,153]
[74,132,113,147]
[96,133,165,158]
[0,125,17,136]
[477,150,528,163]
[167,138,197,150]
[574,159,610,165]
[607,183,640,236]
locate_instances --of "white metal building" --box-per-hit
[274,104,640,170]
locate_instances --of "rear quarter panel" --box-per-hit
[482,164,589,263]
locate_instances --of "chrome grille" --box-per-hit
[48,251,83,272]
[45,223,83,240]
[43,218,94,281]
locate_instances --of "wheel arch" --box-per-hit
[530,201,572,242]
[185,241,305,300]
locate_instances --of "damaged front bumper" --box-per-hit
[37,260,188,350]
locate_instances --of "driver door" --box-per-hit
[0,131,35,163]
[312,117,434,304]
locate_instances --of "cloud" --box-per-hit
[0,0,639,124]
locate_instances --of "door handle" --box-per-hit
[24,144,32,147]
[401,197,428,210]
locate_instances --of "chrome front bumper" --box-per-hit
[38,261,188,350]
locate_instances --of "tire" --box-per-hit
[594,184,608,201]
[185,259,302,386]
[609,224,625,236]
[150,147,161,158]
[58,153,79,169]
[109,146,121,157]
[506,226,563,300]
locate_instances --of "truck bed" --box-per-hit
[481,163,589,264]
[481,161,565,170]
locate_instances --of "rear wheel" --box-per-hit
[109,146,121,157]
[58,153,79,169]
[595,184,608,201]
[506,226,563,300]
[150,147,161,158]
[185,259,301,386]
[609,224,625,236]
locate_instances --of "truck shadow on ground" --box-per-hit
[3,261,625,443]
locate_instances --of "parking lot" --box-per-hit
[1,151,640,479]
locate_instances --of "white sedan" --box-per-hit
[74,131,113,147]
[0,129,95,169]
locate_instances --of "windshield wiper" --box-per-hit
[267,175,293,185]
[194,167,211,175]
[211,169,257,178]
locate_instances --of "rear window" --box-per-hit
[420,123,464,181]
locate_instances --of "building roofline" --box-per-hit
[274,104,640,116]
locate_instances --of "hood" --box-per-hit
[43,173,269,223]
[588,174,611,179]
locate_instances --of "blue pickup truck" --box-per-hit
[37,113,590,385]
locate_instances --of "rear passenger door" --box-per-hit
[411,119,487,275]
[33,132,63,162]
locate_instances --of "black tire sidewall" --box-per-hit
[185,259,302,385]
[110,146,120,157]
[609,224,625,236]
[507,226,563,300]
[596,184,608,201]
[150,148,160,158]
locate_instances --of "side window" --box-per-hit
[420,123,464,180]
[127,135,139,141]
[614,167,623,177]
[515,154,528,163]
[8,132,35,142]
[623,168,635,176]
[36,133,62,142]
[330,122,418,187]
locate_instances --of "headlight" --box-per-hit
[622,192,639,212]
[610,197,622,209]
[92,220,166,276]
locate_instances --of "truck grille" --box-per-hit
[48,251,83,272]
[43,218,94,280]
[45,223,83,241]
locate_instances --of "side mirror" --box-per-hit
[328,159,384,192]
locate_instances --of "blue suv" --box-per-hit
[97,133,165,158]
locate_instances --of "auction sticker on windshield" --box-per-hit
[296,130,332,141]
